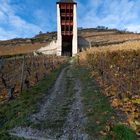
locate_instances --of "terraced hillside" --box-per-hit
[0,32,56,56]
[78,28,140,48]
[1,28,140,56]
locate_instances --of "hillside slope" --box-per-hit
[1,28,140,56]
[78,41,140,138]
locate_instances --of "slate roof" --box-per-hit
[57,0,76,3]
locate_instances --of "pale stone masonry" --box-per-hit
[57,4,62,56]
[72,4,78,56]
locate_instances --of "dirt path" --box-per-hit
[60,80,88,140]
[10,66,89,140]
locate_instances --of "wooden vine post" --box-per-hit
[20,55,25,93]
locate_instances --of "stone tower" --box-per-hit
[57,0,77,56]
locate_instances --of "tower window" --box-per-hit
[70,9,73,13]
[61,17,65,20]
[60,9,65,13]
[70,26,73,31]
[61,25,65,31]
[61,16,73,21]
[66,26,69,31]
[70,17,73,20]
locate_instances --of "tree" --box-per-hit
[39,31,43,34]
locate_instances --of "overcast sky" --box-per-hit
[0,0,140,40]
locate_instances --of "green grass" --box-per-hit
[105,124,137,140]
[73,66,137,140]
[73,67,113,139]
[0,65,63,140]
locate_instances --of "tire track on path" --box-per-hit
[10,65,89,140]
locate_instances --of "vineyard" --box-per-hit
[85,33,140,43]
[78,41,140,136]
[1,28,140,56]
[1,29,140,139]
[0,43,49,56]
[0,55,65,103]
[79,29,140,47]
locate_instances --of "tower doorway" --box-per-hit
[62,35,72,56]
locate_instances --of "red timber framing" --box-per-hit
[59,3,74,56]
[57,0,77,56]
[59,3,74,36]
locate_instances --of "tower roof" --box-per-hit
[57,0,76,4]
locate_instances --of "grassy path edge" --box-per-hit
[0,65,64,140]
[73,65,137,140]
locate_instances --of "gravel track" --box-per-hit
[10,66,89,140]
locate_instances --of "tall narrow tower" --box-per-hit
[57,0,77,56]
